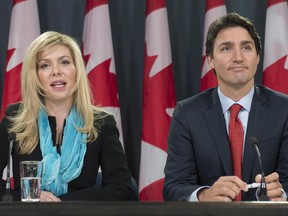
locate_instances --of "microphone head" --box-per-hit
[250,136,258,147]
[8,132,16,141]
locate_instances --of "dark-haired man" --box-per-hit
[163,12,288,202]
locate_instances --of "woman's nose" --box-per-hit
[51,65,61,77]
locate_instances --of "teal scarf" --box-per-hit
[38,107,87,196]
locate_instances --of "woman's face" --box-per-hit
[37,44,76,105]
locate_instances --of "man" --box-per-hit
[163,12,288,202]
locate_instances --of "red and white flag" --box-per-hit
[200,0,226,92]
[82,0,123,145]
[1,0,40,188]
[139,0,176,201]
[263,0,288,94]
[1,0,40,118]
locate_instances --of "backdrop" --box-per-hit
[0,0,270,182]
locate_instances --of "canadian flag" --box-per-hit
[200,0,226,92]
[82,0,124,145]
[139,0,176,201]
[1,0,40,188]
[1,0,40,118]
[263,0,288,94]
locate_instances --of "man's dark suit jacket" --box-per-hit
[163,85,288,201]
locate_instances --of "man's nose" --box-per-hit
[232,48,244,62]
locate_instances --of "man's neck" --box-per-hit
[218,83,254,102]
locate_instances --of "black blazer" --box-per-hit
[163,85,288,201]
[0,103,133,201]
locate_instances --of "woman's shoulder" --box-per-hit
[92,109,116,128]
[93,109,114,119]
[5,102,22,117]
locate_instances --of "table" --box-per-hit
[1,201,288,216]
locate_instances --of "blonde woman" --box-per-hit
[0,31,133,201]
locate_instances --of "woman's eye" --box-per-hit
[61,60,70,65]
[39,63,49,69]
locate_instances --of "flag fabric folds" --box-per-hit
[200,0,227,92]
[82,0,124,145]
[1,0,40,189]
[263,0,288,94]
[1,0,40,118]
[139,0,176,201]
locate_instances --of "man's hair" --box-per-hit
[205,12,262,57]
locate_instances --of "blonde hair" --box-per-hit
[8,31,101,154]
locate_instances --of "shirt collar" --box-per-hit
[218,86,254,114]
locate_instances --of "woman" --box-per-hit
[0,31,133,201]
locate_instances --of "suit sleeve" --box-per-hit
[276,110,288,194]
[163,102,201,201]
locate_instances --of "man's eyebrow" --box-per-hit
[241,40,254,45]
[219,41,233,46]
[218,40,254,47]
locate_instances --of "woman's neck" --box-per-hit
[44,99,73,117]
[44,99,73,144]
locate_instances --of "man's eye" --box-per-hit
[243,46,252,51]
[221,47,230,52]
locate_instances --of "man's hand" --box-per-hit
[198,176,248,202]
[255,172,287,201]
[40,191,61,202]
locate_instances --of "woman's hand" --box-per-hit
[40,191,62,202]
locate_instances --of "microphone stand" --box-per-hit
[1,133,15,201]
[257,172,269,201]
[250,137,269,201]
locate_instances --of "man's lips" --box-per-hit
[228,65,248,71]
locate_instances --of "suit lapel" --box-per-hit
[242,86,269,182]
[203,89,233,175]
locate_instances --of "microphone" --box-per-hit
[1,132,16,201]
[250,137,269,201]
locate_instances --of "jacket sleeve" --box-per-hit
[60,114,133,201]
[163,102,200,201]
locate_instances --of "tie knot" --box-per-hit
[230,104,242,118]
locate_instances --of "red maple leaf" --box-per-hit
[264,55,288,94]
[87,58,119,107]
[1,48,22,119]
[142,44,176,152]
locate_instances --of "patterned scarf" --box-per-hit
[38,107,87,196]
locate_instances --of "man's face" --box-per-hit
[208,26,259,91]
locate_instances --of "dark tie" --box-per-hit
[228,104,244,201]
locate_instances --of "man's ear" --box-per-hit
[207,55,214,69]
[256,54,260,65]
